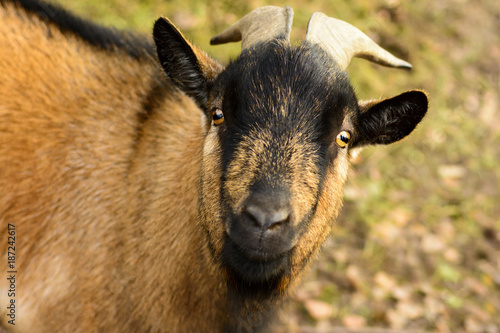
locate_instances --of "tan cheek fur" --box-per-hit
[288,152,349,288]
[199,128,226,258]
[223,130,268,212]
[287,137,322,230]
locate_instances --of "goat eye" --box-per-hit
[211,108,224,126]
[336,131,351,148]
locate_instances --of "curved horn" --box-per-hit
[210,6,294,50]
[305,12,412,70]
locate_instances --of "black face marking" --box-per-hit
[222,43,355,136]
[209,40,359,282]
[215,40,358,188]
[6,0,155,58]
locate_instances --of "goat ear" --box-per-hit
[153,17,222,109]
[351,90,428,148]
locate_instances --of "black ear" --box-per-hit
[153,18,222,109]
[351,90,428,148]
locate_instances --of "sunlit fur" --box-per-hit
[0,2,224,332]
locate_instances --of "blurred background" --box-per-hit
[58,0,499,331]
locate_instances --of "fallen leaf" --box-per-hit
[464,277,488,296]
[372,222,401,246]
[422,234,445,253]
[438,164,467,180]
[444,247,462,263]
[387,308,407,329]
[465,316,487,333]
[390,207,412,226]
[397,300,424,320]
[342,314,367,329]
[303,299,334,321]
[346,265,363,291]
[392,285,412,301]
[374,271,397,292]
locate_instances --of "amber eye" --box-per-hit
[211,108,224,126]
[336,131,351,148]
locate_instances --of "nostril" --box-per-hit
[243,208,262,227]
[244,205,291,231]
[266,214,289,231]
[267,210,290,229]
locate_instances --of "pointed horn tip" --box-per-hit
[210,30,242,46]
[377,59,412,70]
[210,5,295,48]
[210,36,222,45]
[397,61,413,70]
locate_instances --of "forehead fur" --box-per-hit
[215,39,358,140]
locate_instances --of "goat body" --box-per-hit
[0,1,225,331]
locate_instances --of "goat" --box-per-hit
[0,1,428,332]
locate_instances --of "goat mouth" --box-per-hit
[232,238,287,262]
[221,237,291,283]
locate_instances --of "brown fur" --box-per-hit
[0,4,226,332]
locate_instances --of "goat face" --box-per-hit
[154,17,427,291]
[203,41,357,286]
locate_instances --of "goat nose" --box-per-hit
[244,204,291,231]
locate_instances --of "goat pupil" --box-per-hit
[212,109,224,125]
[336,131,351,148]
